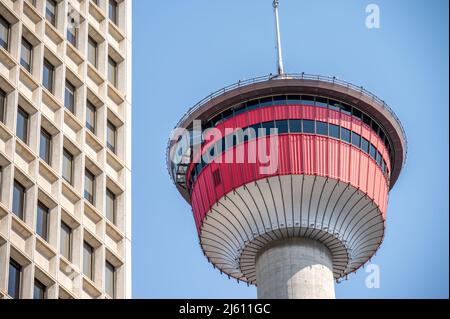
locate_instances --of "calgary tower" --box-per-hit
[167,1,407,298]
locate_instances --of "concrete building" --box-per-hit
[0,0,132,299]
[167,2,406,299]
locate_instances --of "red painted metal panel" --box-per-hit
[340,113,352,130]
[361,123,371,141]
[328,139,340,180]
[302,105,315,120]
[259,106,274,123]
[367,159,376,200]
[315,107,328,122]
[359,153,369,194]
[273,105,288,120]
[351,118,362,135]
[289,134,303,174]
[350,146,360,187]
[287,105,302,119]
[328,109,340,126]
[316,136,328,176]
[340,142,351,183]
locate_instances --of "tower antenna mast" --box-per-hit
[273,0,285,75]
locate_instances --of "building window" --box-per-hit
[361,137,369,154]
[109,0,118,25]
[105,261,116,298]
[33,279,46,299]
[0,88,6,123]
[60,221,72,261]
[316,121,328,136]
[39,128,52,165]
[369,143,377,160]
[16,107,29,144]
[20,38,33,73]
[0,16,10,51]
[46,0,57,27]
[67,25,77,47]
[64,80,75,113]
[107,120,117,153]
[106,188,116,224]
[108,56,117,87]
[8,259,21,299]
[86,101,96,134]
[351,132,361,148]
[302,120,315,134]
[36,201,49,241]
[43,58,54,93]
[341,127,351,143]
[62,148,73,185]
[329,124,340,139]
[27,0,36,7]
[12,180,26,220]
[84,169,95,205]
[83,241,94,281]
[87,36,97,67]
[289,119,301,133]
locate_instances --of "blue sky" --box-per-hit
[132,0,449,298]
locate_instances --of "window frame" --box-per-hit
[36,201,49,241]
[0,15,10,51]
[39,128,52,165]
[106,188,116,225]
[84,169,95,205]
[45,0,57,27]
[42,58,55,93]
[64,80,76,113]
[107,120,117,153]
[12,180,26,220]
[60,221,72,261]
[20,37,33,73]
[87,36,98,67]
[86,100,97,134]
[83,241,94,281]
[8,259,22,299]
[16,106,29,144]
[62,148,74,185]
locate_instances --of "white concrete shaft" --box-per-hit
[255,238,335,299]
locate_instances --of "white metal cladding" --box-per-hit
[199,175,385,283]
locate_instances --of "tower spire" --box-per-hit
[273,0,285,75]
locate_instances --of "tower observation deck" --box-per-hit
[166,2,406,299]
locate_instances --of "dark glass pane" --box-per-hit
[12,180,25,220]
[67,26,77,47]
[88,36,97,67]
[222,108,234,120]
[20,38,32,72]
[84,169,95,205]
[36,201,49,241]
[105,261,115,298]
[0,89,5,123]
[0,16,10,50]
[377,151,383,166]
[301,95,315,106]
[86,101,96,134]
[289,119,302,133]
[33,279,46,299]
[341,127,351,143]
[315,97,328,108]
[62,148,73,184]
[351,132,361,148]
[371,121,379,135]
[64,80,75,113]
[45,0,57,26]
[369,143,377,160]
[83,241,94,280]
[328,100,341,112]
[362,114,371,126]
[329,124,339,139]
[246,99,259,111]
[316,121,328,135]
[39,128,51,164]
[341,103,352,115]
[302,120,315,133]
[273,95,287,105]
[233,103,246,116]
[106,189,116,224]
[259,96,273,107]
[109,0,118,24]
[8,259,21,299]
[60,221,72,261]
[42,59,54,93]
[108,56,117,87]
[361,137,369,154]
[107,120,117,153]
[352,108,362,120]
[286,95,301,104]
[275,120,289,134]
[16,107,29,144]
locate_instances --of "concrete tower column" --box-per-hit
[255,238,335,299]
